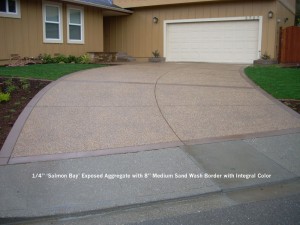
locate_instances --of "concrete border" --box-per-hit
[184,128,300,146]
[0,82,56,165]
[8,141,183,165]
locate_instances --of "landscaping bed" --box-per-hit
[281,100,300,114]
[0,78,50,149]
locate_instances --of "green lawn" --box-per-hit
[245,66,300,100]
[0,64,104,80]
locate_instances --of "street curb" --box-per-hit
[1,177,298,224]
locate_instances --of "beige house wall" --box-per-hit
[278,0,296,13]
[276,0,296,26]
[0,0,103,62]
[105,0,278,60]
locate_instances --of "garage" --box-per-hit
[164,17,262,64]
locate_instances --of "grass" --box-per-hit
[245,66,300,100]
[0,64,104,80]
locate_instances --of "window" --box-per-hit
[0,0,21,18]
[67,6,84,44]
[43,2,63,43]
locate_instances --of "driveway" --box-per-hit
[2,63,300,164]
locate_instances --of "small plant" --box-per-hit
[20,79,30,90]
[6,85,17,93]
[4,79,17,93]
[9,109,16,113]
[297,18,300,26]
[152,50,160,58]
[0,92,10,102]
[261,52,271,60]
[4,78,13,86]
[79,54,91,64]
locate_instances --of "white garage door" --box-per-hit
[165,19,260,63]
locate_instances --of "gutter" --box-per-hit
[62,0,133,14]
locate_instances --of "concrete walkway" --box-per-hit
[0,63,300,221]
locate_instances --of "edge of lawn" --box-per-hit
[244,65,300,100]
[0,63,106,81]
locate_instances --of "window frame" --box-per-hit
[67,5,84,44]
[0,0,21,18]
[42,1,63,44]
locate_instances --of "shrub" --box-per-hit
[67,55,78,64]
[41,54,54,64]
[53,54,68,64]
[40,53,91,64]
[0,92,10,102]
[78,54,91,64]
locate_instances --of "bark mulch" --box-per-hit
[0,78,50,149]
[280,100,300,114]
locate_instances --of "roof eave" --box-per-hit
[62,0,133,14]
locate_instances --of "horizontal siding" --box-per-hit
[0,0,103,61]
[104,0,277,59]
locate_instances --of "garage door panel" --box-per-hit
[166,20,259,63]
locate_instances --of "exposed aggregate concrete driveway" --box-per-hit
[2,63,300,163]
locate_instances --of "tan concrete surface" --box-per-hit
[11,63,300,157]
[13,107,179,157]
[158,65,252,87]
[37,81,157,107]
[160,105,300,142]
[156,85,273,106]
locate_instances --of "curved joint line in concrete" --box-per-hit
[153,66,189,146]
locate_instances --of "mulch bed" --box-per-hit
[0,78,50,149]
[280,100,300,114]
[0,77,299,151]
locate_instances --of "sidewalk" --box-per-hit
[0,132,299,221]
